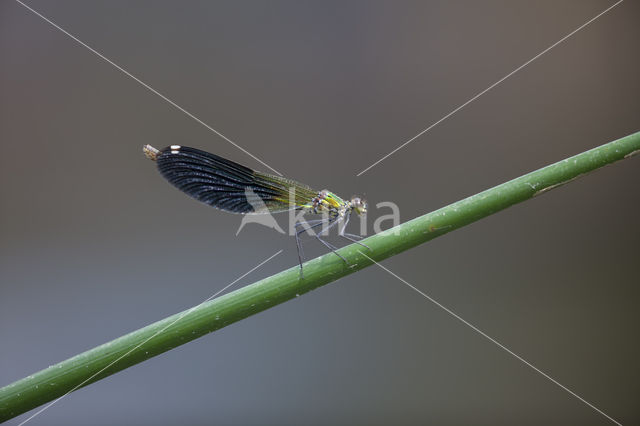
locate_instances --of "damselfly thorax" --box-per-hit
[144,144,369,274]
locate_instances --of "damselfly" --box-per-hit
[143,145,368,273]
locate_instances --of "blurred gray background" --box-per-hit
[1,1,639,424]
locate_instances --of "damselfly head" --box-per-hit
[350,197,367,215]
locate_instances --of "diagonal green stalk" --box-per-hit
[1,131,639,422]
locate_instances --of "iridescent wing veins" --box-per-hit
[154,146,318,214]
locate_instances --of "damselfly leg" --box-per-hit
[294,215,350,274]
[314,216,348,262]
[294,219,328,271]
[338,212,371,250]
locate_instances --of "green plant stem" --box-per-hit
[2,131,639,422]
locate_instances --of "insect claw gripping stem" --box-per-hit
[340,234,371,251]
[314,236,349,264]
